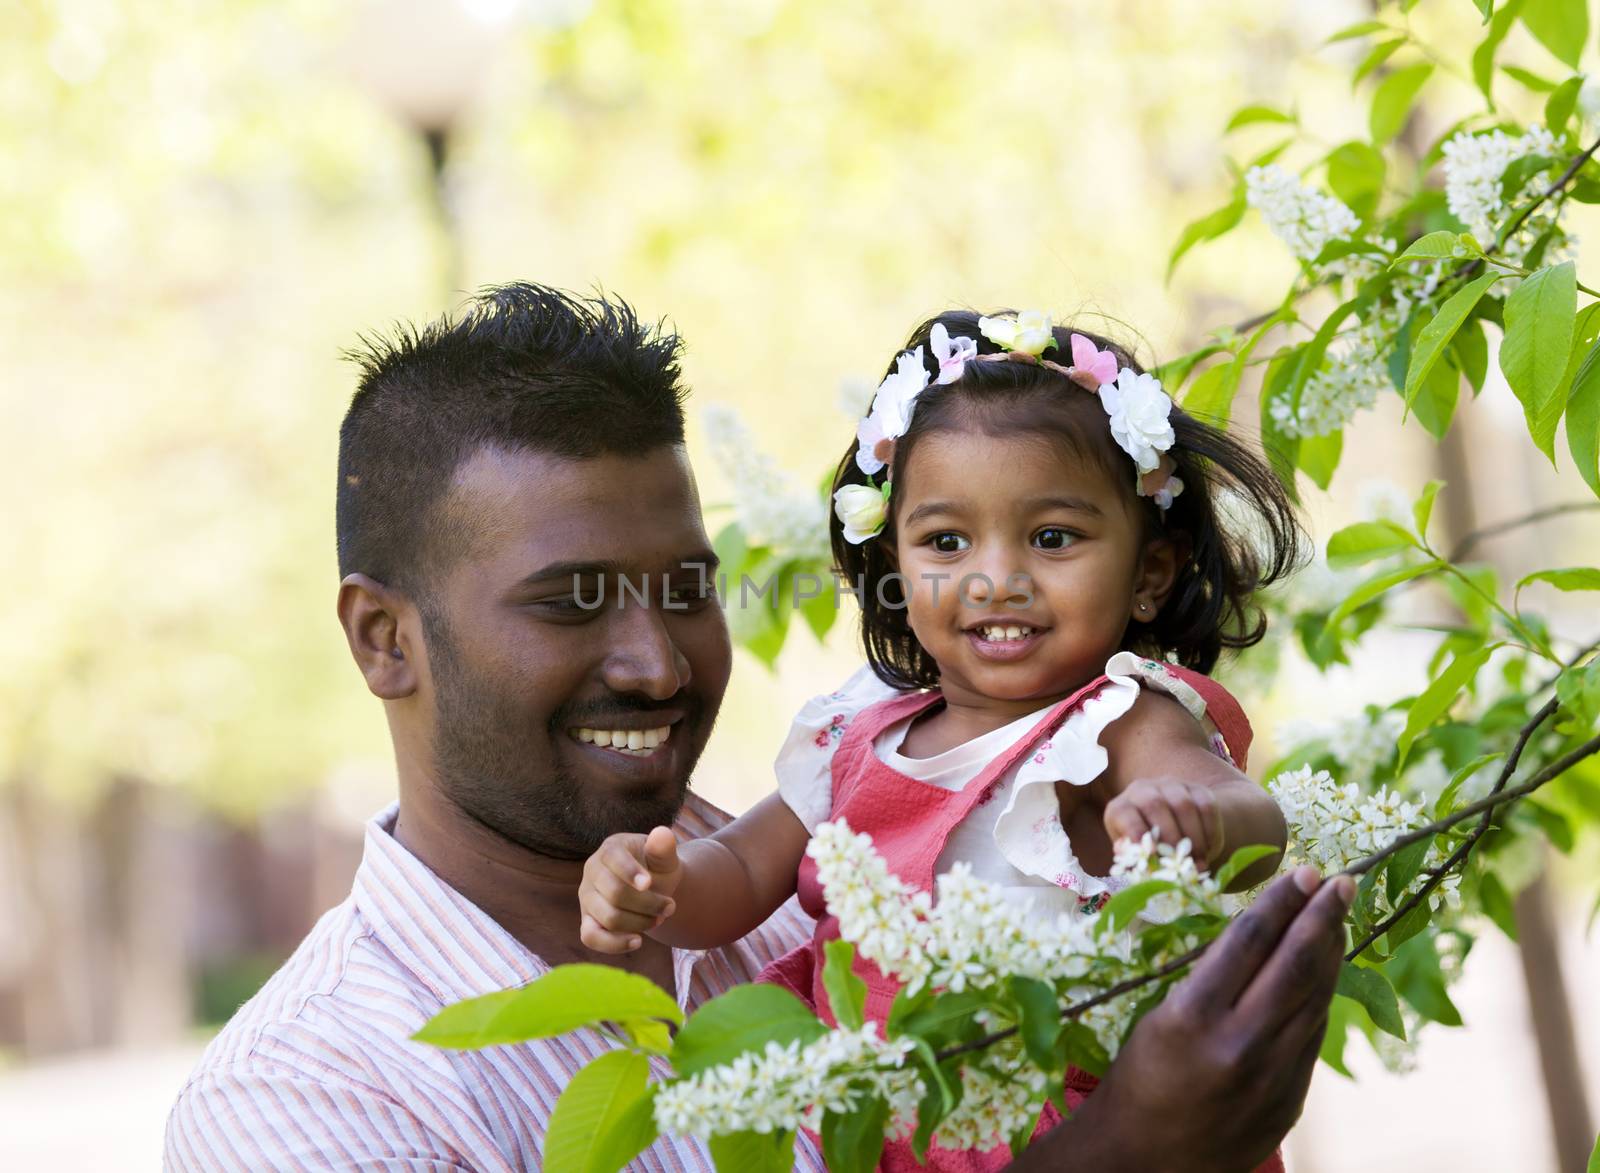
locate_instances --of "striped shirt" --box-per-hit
[165,795,825,1171]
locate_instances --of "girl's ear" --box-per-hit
[1130,532,1189,620]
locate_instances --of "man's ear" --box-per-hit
[337,573,421,700]
[1131,532,1189,620]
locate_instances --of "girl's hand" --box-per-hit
[1103,778,1223,867]
[578,826,682,953]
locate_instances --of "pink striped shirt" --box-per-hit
[165,795,825,1171]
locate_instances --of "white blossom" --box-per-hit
[1245,164,1362,262]
[701,404,829,560]
[1442,125,1557,242]
[1098,367,1176,473]
[1268,317,1391,438]
[833,483,889,545]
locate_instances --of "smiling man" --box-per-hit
[165,283,1349,1172]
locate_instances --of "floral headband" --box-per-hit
[833,312,1185,543]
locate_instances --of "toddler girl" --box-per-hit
[579,309,1304,1170]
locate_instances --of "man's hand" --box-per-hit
[1012,866,1353,1172]
[577,827,682,953]
[1103,777,1223,865]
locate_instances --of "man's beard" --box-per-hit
[427,627,697,860]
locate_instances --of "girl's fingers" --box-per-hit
[1105,801,1152,844]
[600,837,654,890]
[1167,790,1210,857]
[592,866,676,917]
[1136,796,1183,849]
[579,913,643,955]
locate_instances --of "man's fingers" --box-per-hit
[579,913,643,955]
[1232,873,1352,1033]
[643,826,680,877]
[1178,867,1320,1014]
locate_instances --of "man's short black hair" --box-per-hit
[336,282,687,598]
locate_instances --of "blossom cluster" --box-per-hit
[1245,164,1362,263]
[653,1022,923,1140]
[701,404,830,561]
[1267,765,1461,914]
[1442,125,1557,244]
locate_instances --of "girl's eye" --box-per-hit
[929,532,970,554]
[1034,527,1078,550]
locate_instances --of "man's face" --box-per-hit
[414,444,731,859]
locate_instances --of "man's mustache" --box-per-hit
[551,692,698,728]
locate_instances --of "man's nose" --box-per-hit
[600,603,692,701]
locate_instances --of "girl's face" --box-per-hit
[893,428,1179,713]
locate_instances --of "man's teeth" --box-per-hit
[977,625,1036,642]
[572,726,673,755]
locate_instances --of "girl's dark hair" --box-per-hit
[831,310,1306,689]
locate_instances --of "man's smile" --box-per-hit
[569,720,677,757]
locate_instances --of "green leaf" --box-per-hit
[1057,1020,1111,1079]
[1213,843,1280,889]
[1323,560,1445,635]
[1325,18,1390,42]
[543,1051,658,1173]
[1385,837,1434,904]
[1473,0,1495,19]
[1517,567,1600,591]
[821,1096,889,1173]
[1452,318,1490,395]
[670,984,825,1076]
[1567,336,1600,497]
[1403,271,1500,415]
[1412,480,1444,540]
[1099,879,1181,933]
[1520,0,1588,68]
[1393,230,1462,263]
[822,938,868,1032]
[1412,357,1462,439]
[1398,646,1498,770]
[1369,63,1434,143]
[1500,260,1577,462]
[624,1019,673,1055]
[1297,428,1343,490]
[1336,963,1407,1039]
[1226,104,1295,132]
[1501,63,1560,92]
[1325,141,1388,218]
[1519,798,1574,852]
[1327,520,1418,569]
[1473,0,1528,102]
[893,989,990,1052]
[709,1130,796,1173]
[1009,976,1065,1072]
[1168,186,1247,281]
[1319,994,1358,1077]
[1587,1126,1599,1173]
[1390,934,1464,1027]
[1545,73,1585,133]
[1181,361,1239,424]
[799,575,837,642]
[1556,661,1600,727]
[1353,38,1407,89]
[1435,752,1504,816]
[1479,870,1520,940]
[414,965,683,1049]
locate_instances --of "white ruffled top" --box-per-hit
[776,652,1225,918]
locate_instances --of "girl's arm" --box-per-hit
[578,793,811,953]
[1097,690,1286,890]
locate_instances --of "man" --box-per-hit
[165,283,1351,1171]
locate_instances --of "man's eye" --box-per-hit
[930,533,970,554]
[669,580,717,605]
[1034,527,1078,550]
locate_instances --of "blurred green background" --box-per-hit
[1,1,1597,1168]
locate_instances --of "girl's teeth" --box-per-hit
[978,625,1034,642]
[573,726,673,754]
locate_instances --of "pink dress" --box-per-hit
[759,656,1284,1173]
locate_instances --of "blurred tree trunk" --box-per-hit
[1436,419,1594,1172]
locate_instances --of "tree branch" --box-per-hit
[1447,501,1600,563]
[931,705,1600,1066]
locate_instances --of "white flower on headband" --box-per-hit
[855,347,930,475]
[930,323,978,384]
[977,310,1056,357]
[1098,367,1176,475]
[834,481,892,543]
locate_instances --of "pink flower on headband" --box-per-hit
[1067,333,1118,391]
[930,322,978,385]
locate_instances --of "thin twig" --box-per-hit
[1447,501,1600,563]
